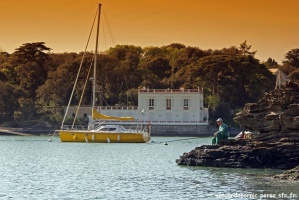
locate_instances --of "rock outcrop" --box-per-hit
[274,165,299,181]
[176,81,299,180]
[234,81,299,140]
[176,138,299,169]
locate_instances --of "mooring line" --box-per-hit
[48,130,58,142]
[151,137,201,145]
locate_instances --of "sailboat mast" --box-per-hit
[93,3,102,108]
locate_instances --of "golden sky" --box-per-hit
[0,0,299,64]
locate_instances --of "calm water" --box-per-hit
[0,136,298,200]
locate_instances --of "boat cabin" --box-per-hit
[93,125,126,132]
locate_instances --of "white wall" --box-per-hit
[67,88,208,123]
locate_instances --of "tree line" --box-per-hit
[0,41,298,126]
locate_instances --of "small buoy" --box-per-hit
[48,138,52,142]
[117,135,120,142]
[92,134,95,141]
[164,142,168,145]
[85,136,88,143]
[107,138,110,143]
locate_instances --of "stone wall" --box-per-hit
[122,124,215,136]
[150,124,214,136]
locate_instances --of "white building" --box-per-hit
[67,88,210,135]
[68,88,208,124]
[137,88,208,124]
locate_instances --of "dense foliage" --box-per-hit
[0,41,297,126]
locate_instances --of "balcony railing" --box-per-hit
[138,88,202,93]
[97,106,138,110]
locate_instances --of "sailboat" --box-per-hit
[57,4,151,143]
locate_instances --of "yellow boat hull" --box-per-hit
[59,130,150,143]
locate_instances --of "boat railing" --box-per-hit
[61,125,89,130]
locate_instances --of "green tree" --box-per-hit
[279,63,296,75]
[37,56,87,107]
[0,81,19,121]
[15,62,46,98]
[0,51,10,64]
[206,94,221,111]
[238,40,256,56]
[108,45,142,62]
[12,42,52,99]
[142,46,165,59]
[264,57,278,68]
[105,45,143,105]
[96,54,122,106]
[165,43,186,50]
[142,44,185,88]
[213,46,240,56]
[0,71,8,82]
[283,48,299,68]
[174,47,209,70]
[140,57,172,80]
[14,42,51,64]
[176,54,274,109]
[0,55,18,84]
[137,68,165,89]
[288,68,299,81]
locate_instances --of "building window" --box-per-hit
[84,113,87,118]
[183,99,189,110]
[149,99,154,106]
[166,99,171,110]
[183,99,189,107]
[149,99,154,110]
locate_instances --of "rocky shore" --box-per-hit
[176,81,299,181]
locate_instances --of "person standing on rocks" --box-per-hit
[212,118,229,145]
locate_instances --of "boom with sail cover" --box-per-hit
[92,108,135,121]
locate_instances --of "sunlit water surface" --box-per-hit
[0,136,298,200]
